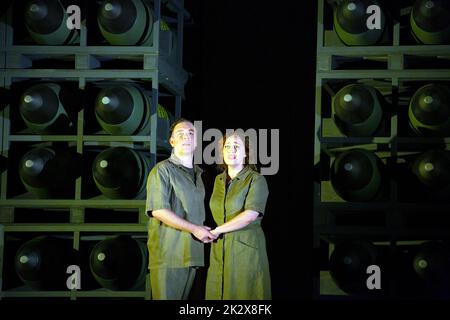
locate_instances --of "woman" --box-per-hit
[205,131,271,300]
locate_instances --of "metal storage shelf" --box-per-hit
[318,45,450,55]
[0,199,145,208]
[0,0,189,300]
[1,288,148,299]
[0,69,157,79]
[316,202,450,211]
[316,225,450,237]
[1,224,147,232]
[316,70,450,79]
[3,45,161,54]
[320,137,393,144]
[314,0,450,299]
[0,224,150,299]
[9,134,171,147]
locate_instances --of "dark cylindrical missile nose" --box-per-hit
[100,1,122,20]
[93,147,140,189]
[26,0,49,21]
[98,0,137,35]
[90,236,145,290]
[412,150,450,188]
[20,148,54,180]
[19,84,59,125]
[22,94,43,110]
[21,156,45,177]
[336,0,368,34]
[335,85,374,124]
[409,84,450,135]
[333,150,374,190]
[413,0,450,32]
[95,87,133,125]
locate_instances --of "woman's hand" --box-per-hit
[193,225,217,243]
[211,228,222,237]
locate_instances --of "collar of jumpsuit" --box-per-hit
[168,150,203,176]
[221,165,252,183]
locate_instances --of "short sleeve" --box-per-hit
[145,164,172,216]
[244,175,269,215]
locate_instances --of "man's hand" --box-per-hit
[193,226,218,243]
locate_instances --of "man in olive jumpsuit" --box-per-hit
[145,118,217,300]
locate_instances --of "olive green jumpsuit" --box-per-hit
[145,152,205,299]
[206,166,271,300]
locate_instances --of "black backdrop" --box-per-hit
[182,0,318,300]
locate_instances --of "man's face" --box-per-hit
[170,121,196,156]
[223,134,246,166]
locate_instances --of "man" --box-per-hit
[145,118,217,300]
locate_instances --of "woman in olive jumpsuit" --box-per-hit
[205,132,271,300]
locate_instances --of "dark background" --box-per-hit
[182,0,318,300]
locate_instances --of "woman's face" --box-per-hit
[223,134,246,166]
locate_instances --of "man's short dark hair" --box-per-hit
[169,118,194,137]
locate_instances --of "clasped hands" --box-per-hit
[193,225,222,243]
